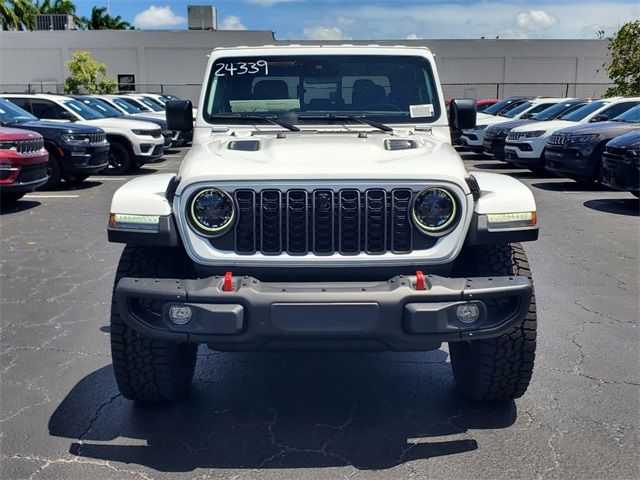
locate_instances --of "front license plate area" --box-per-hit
[270,303,380,333]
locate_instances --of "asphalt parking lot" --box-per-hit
[1,146,638,480]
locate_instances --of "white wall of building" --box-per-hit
[0,31,611,102]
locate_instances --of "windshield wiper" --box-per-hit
[210,113,300,132]
[298,113,393,132]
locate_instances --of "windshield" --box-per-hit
[136,97,164,112]
[500,101,532,118]
[612,105,640,123]
[0,98,38,123]
[559,100,606,121]
[483,98,521,115]
[532,101,583,121]
[111,97,142,113]
[80,98,123,118]
[63,99,103,120]
[203,54,441,125]
[143,96,166,107]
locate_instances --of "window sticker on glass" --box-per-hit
[215,60,269,77]
[410,104,435,118]
[229,99,301,113]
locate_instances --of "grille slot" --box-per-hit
[15,138,44,154]
[548,135,567,146]
[226,188,435,256]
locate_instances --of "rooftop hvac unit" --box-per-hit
[35,14,76,30]
[188,5,217,30]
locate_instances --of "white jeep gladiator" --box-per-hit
[107,45,539,404]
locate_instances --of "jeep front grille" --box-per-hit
[547,134,568,146]
[14,138,44,154]
[228,188,433,256]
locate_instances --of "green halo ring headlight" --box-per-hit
[188,188,236,236]
[412,187,458,234]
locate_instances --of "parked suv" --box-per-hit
[0,97,108,188]
[2,94,165,174]
[484,99,589,159]
[461,97,564,153]
[601,131,640,196]
[0,127,49,201]
[107,45,539,404]
[70,95,173,151]
[545,104,640,182]
[504,97,640,171]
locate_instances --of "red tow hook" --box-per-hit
[415,270,427,291]
[222,271,234,292]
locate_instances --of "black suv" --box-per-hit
[0,98,109,189]
[601,131,640,197]
[545,104,640,182]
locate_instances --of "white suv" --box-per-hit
[1,94,165,174]
[504,97,640,170]
[106,45,540,405]
[460,97,568,153]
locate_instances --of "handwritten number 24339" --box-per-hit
[214,60,268,77]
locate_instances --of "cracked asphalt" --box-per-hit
[1,146,638,480]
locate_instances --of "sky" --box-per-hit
[76,0,639,39]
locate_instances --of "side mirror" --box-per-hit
[521,113,533,119]
[449,98,477,130]
[166,100,193,131]
[590,114,608,123]
[59,110,76,121]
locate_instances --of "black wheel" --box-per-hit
[63,173,90,184]
[39,147,61,190]
[449,243,537,402]
[111,245,198,403]
[107,142,133,175]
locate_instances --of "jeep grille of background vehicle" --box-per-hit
[547,134,568,146]
[90,133,106,144]
[14,138,44,154]
[507,131,524,141]
[230,188,434,256]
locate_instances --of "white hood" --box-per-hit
[177,130,469,190]
[83,117,161,130]
[132,112,166,121]
[476,115,518,127]
[512,119,578,135]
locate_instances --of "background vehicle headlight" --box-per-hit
[61,134,90,144]
[132,129,157,136]
[523,130,545,138]
[412,188,458,234]
[189,188,235,235]
[569,134,600,144]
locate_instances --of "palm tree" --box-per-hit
[82,6,131,30]
[1,0,37,30]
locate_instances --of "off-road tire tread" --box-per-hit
[111,245,197,403]
[450,243,537,402]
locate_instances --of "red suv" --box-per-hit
[0,127,49,202]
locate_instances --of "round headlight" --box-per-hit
[189,188,235,235]
[412,188,458,234]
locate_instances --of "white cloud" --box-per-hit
[248,0,292,6]
[134,6,185,28]
[516,9,557,30]
[303,26,349,40]
[336,16,355,26]
[220,15,247,30]
[406,33,418,39]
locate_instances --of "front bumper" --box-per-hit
[545,146,598,180]
[459,133,484,153]
[60,144,109,174]
[482,136,506,158]
[115,273,532,351]
[133,143,163,165]
[0,162,48,193]
[601,151,640,193]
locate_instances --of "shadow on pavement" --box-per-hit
[56,181,103,191]
[531,181,606,192]
[583,198,639,217]
[0,199,41,215]
[49,351,517,472]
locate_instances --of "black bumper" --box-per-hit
[60,144,110,174]
[0,163,48,194]
[601,152,639,193]
[545,147,598,181]
[115,273,532,351]
[482,137,506,158]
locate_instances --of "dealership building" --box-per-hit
[0,28,612,103]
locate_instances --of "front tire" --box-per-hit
[107,141,133,175]
[449,243,537,402]
[40,148,62,190]
[110,245,197,403]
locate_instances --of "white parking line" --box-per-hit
[161,155,182,158]
[89,177,128,181]
[24,194,80,198]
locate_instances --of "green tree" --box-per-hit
[63,51,117,94]
[81,6,131,30]
[604,20,640,97]
[1,0,37,30]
